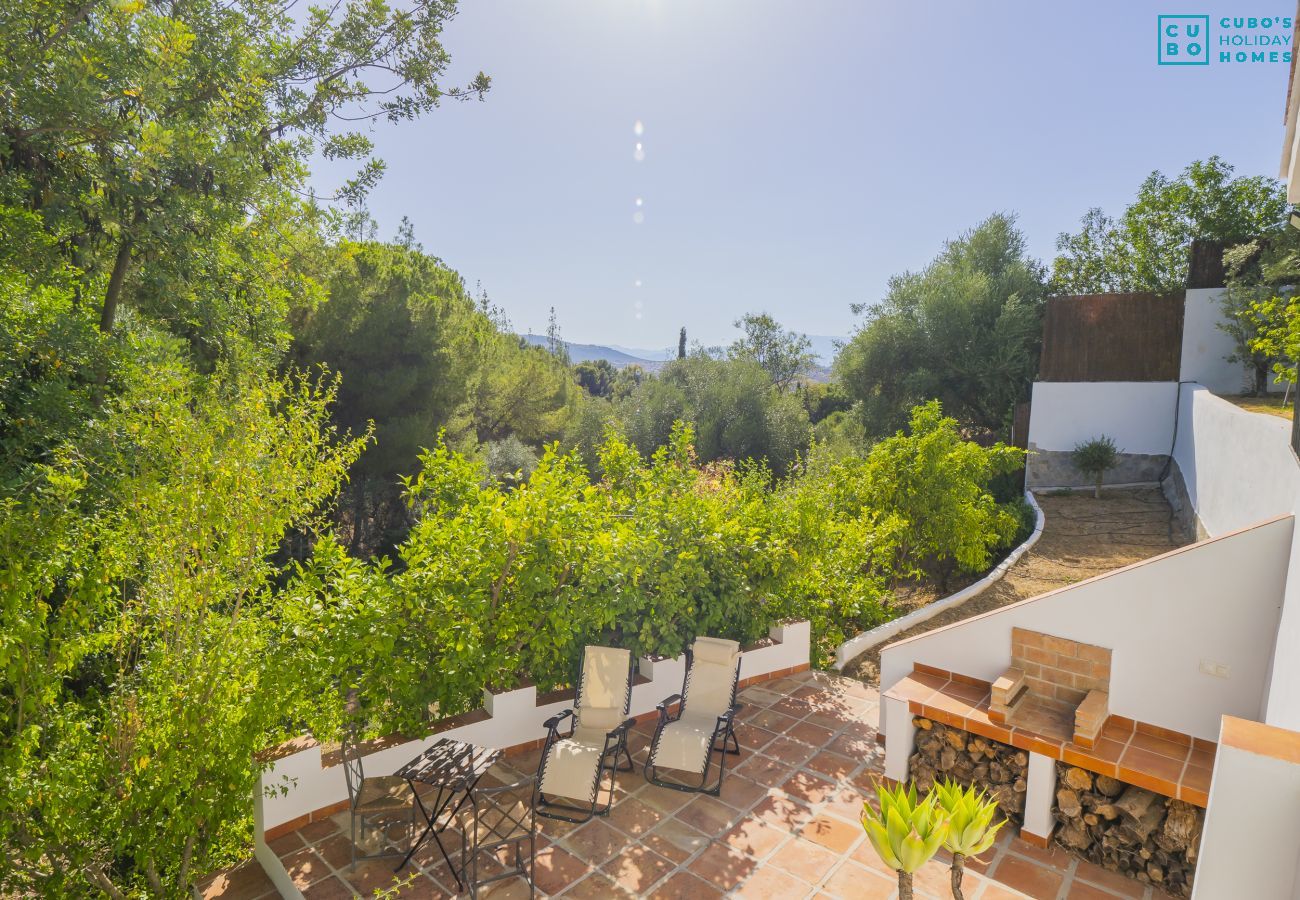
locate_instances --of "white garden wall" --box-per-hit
[878,517,1293,742]
[1170,386,1300,539]
[256,621,810,835]
[1193,717,1300,900]
[1027,381,1178,458]
[1179,288,1253,395]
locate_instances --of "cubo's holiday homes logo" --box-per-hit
[1158,14,1293,65]
[1158,15,1209,64]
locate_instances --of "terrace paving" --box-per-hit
[200,671,1177,900]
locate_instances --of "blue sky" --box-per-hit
[317,1,1294,352]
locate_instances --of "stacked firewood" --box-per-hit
[1053,763,1200,897]
[909,717,1027,821]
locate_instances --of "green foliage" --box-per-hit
[1221,230,1300,393]
[861,781,950,900]
[290,404,1025,727]
[728,313,816,389]
[616,356,813,475]
[836,214,1046,438]
[0,339,365,895]
[574,359,617,398]
[0,0,488,349]
[1053,157,1290,293]
[935,779,1006,899]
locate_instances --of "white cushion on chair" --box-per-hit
[649,637,741,775]
[539,725,608,802]
[649,712,718,773]
[684,637,740,719]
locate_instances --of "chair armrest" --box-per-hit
[543,708,575,734]
[714,704,740,730]
[656,694,684,722]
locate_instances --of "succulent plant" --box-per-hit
[934,779,1006,899]
[861,781,950,900]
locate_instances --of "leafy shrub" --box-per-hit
[1072,435,1120,499]
[483,435,540,483]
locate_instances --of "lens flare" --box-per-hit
[633,142,645,162]
[634,120,644,136]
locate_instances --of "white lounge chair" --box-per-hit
[533,645,635,823]
[644,636,743,796]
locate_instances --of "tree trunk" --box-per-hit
[1094,474,1102,500]
[100,234,134,333]
[951,853,966,899]
[898,870,914,900]
[1254,362,1270,398]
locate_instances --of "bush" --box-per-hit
[294,403,1028,727]
[1072,435,1120,499]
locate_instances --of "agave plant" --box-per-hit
[933,779,1006,899]
[861,781,950,900]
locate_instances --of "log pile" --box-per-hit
[1053,763,1201,897]
[909,716,1027,822]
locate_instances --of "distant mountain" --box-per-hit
[520,332,847,371]
[606,343,676,362]
[520,334,660,369]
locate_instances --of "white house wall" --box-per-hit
[1179,287,1253,395]
[879,516,1293,742]
[1171,387,1299,538]
[1027,382,1178,458]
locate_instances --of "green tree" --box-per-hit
[1053,157,1290,293]
[289,240,488,553]
[0,344,365,895]
[729,312,815,389]
[836,214,1046,437]
[1221,232,1300,394]
[0,0,488,349]
[1072,435,1120,499]
[574,359,617,398]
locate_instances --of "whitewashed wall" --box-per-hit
[878,518,1293,742]
[1171,386,1300,539]
[256,621,810,834]
[1027,382,1179,458]
[1193,718,1300,899]
[1179,288,1253,395]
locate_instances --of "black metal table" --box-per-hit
[393,737,502,888]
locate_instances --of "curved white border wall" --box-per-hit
[832,492,1045,670]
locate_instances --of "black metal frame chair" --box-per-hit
[458,773,537,898]
[340,733,418,868]
[644,638,743,796]
[533,645,636,824]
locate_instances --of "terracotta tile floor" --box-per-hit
[204,671,1179,899]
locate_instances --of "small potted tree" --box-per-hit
[1072,435,1120,499]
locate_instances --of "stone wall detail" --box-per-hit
[1026,446,1169,490]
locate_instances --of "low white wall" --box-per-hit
[257,621,810,833]
[1027,382,1179,457]
[1171,387,1300,539]
[1180,288,1253,395]
[879,518,1293,742]
[1194,718,1300,899]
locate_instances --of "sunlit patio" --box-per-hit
[199,671,1178,899]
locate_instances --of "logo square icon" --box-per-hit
[1158,15,1211,65]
